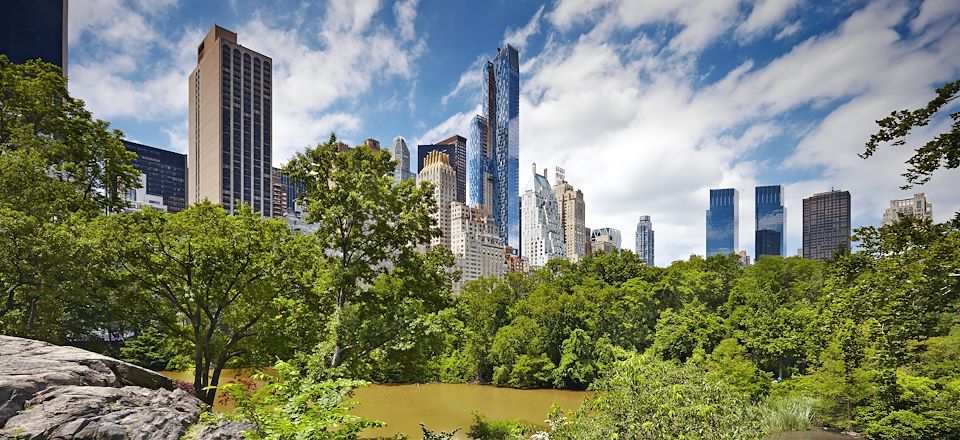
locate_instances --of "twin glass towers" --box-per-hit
[467,45,521,252]
[706,185,785,259]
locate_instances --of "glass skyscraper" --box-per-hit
[755,185,785,258]
[390,136,414,184]
[0,0,67,76]
[467,116,488,208]
[635,216,654,266]
[484,45,520,251]
[706,188,739,256]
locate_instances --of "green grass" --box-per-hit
[760,395,818,433]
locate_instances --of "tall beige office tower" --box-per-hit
[552,171,586,263]
[450,203,505,292]
[418,151,456,249]
[188,25,272,214]
[882,193,933,226]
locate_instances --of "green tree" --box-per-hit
[705,338,771,401]
[861,79,959,188]
[0,56,139,341]
[550,352,765,440]
[218,359,383,439]
[283,134,453,370]
[97,203,298,405]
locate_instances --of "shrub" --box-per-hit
[467,412,530,439]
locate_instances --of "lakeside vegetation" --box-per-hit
[2,56,959,439]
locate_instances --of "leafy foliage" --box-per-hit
[862,79,959,188]
[548,352,766,440]
[218,360,383,439]
[282,134,455,372]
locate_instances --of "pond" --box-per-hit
[160,370,848,440]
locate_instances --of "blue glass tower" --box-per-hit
[706,188,739,256]
[467,116,488,207]
[755,185,785,258]
[485,45,520,250]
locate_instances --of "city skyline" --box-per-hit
[62,1,960,265]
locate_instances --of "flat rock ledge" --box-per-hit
[0,335,217,440]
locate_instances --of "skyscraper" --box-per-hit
[390,136,414,184]
[590,228,622,249]
[882,193,933,226]
[450,203,505,292]
[483,45,520,251]
[0,0,68,76]
[706,188,739,256]
[418,151,456,249]
[521,165,564,268]
[552,171,587,263]
[122,140,187,213]
[467,115,491,211]
[802,190,851,260]
[755,185,785,258]
[417,137,466,203]
[188,25,272,215]
[635,215,654,266]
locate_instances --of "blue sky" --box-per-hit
[68,0,960,265]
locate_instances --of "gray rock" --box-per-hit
[2,386,200,440]
[194,420,254,440]
[0,335,174,426]
[0,336,202,439]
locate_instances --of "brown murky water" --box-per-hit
[160,370,846,439]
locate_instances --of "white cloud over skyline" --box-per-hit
[65,0,960,266]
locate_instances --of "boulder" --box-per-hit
[2,386,199,440]
[0,336,201,439]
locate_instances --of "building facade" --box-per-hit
[467,115,492,210]
[706,188,739,256]
[122,140,187,213]
[552,176,587,262]
[590,227,622,249]
[188,25,273,215]
[635,215,654,266]
[521,165,565,268]
[418,151,457,249]
[362,138,381,151]
[123,174,168,213]
[0,0,67,75]
[483,45,521,251]
[882,193,933,226]
[755,185,785,258]
[390,136,414,184]
[590,234,617,255]
[450,203,505,291]
[802,190,851,260]
[417,138,466,204]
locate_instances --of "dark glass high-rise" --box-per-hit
[122,140,187,213]
[706,188,739,256]
[755,185,785,259]
[0,0,67,75]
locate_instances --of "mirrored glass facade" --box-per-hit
[706,188,739,256]
[467,116,487,207]
[487,45,520,251]
[755,185,785,258]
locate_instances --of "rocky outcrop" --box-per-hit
[0,335,201,439]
